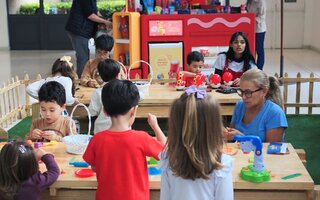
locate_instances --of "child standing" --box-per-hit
[83,79,166,200]
[214,32,256,86]
[159,85,234,200]
[0,140,59,200]
[180,51,206,86]
[26,56,78,106]
[89,59,122,134]
[80,34,114,88]
[26,81,76,142]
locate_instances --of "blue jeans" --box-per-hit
[67,31,90,77]
[256,32,265,70]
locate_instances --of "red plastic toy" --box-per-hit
[211,74,221,85]
[222,72,233,83]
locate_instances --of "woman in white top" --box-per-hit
[214,32,256,86]
[26,56,78,106]
[159,86,234,200]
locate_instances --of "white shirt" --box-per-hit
[26,76,75,105]
[159,153,234,200]
[247,0,267,33]
[88,87,112,134]
[215,54,257,72]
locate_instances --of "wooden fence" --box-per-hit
[276,72,320,114]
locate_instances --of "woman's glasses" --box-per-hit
[237,88,262,98]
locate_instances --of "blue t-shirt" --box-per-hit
[231,99,288,142]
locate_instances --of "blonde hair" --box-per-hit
[240,69,283,107]
[165,93,224,180]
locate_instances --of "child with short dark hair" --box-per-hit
[159,86,234,200]
[26,81,76,142]
[0,140,59,200]
[88,59,123,133]
[180,51,206,86]
[83,79,166,200]
[26,56,78,106]
[80,34,114,88]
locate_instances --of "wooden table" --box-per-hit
[75,84,241,117]
[40,143,314,200]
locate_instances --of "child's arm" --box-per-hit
[26,121,43,141]
[180,70,196,78]
[42,130,62,142]
[147,113,167,145]
[80,61,98,87]
[34,148,60,191]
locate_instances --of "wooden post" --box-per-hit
[308,73,314,114]
[295,73,301,114]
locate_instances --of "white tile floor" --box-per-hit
[0,48,320,114]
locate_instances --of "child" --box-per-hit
[180,51,206,86]
[214,32,256,86]
[83,79,166,200]
[26,81,76,142]
[80,34,114,88]
[0,140,60,200]
[89,59,122,134]
[159,85,234,200]
[26,56,78,106]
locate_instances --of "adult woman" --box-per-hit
[226,69,287,142]
[65,0,112,77]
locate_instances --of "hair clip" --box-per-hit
[185,85,207,99]
[60,56,73,68]
[18,145,26,154]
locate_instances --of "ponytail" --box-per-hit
[267,76,283,108]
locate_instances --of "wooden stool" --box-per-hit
[314,185,320,200]
[295,149,307,167]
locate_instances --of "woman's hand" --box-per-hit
[224,127,244,140]
[233,78,240,86]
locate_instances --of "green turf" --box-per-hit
[5,115,320,184]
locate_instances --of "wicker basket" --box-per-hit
[128,60,153,96]
[63,103,92,155]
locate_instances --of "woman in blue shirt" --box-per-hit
[225,69,288,142]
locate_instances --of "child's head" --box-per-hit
[98,59,121,82]
[187,51,204,74]
[166,87,224,180]
[0,140,38,199]
[51,56,77,95]
[102,80,139,118]
[38,81,66,123]
[95,35,114,60]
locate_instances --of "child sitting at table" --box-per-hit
[26,81,76,142]
[26,56,78,106]
[158,85,234,200]
[214,32,256,86]
[83,79,166,200]
[180,51,207,86]
[89,59,123,134]
[0,140,60,200]
[80,34,114,88]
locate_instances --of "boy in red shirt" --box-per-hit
[83,79,166,200]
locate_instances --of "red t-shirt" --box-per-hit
[83,129,164,200]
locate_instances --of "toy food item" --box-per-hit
[194,73,206,86]
[222,72,233,83]
[211,74,221,85]
[75,169,95,178]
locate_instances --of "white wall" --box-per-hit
[310,0,320,51]
[0,1,9,49]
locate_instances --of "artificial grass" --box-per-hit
[5,115,320,184]
[285,115,320,184]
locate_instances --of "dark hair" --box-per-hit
[51,58,77,96]
[38,81,66,107]
[95,35,114,51]
[98,59,121,82]
[187,51,204,65]
[0,140,38,199]
[165,93,224,180]
[102,79,140,117]
[223,32,256,72]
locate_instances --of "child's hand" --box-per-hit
[147,113,159,131]
[42,130,59,141]
[34,148,47,161]
[32,129,44,140]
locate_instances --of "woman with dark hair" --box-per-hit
[214,32,256,86]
